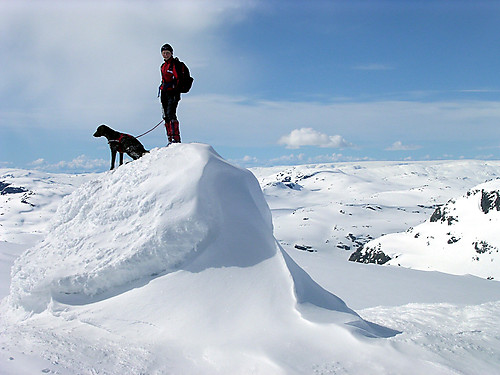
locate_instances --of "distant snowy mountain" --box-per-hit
[252,161,500,262]
[350,178,500,280]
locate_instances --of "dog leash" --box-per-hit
[135,119,165,138]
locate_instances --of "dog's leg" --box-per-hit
[119,152,124,166]
[110,149,116,170]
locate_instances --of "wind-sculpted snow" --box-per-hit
[9,144,275,312]
[8,144,370,332]
[3,143,407,373]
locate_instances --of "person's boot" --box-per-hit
[171,120,181,143]
[165,121,174,145]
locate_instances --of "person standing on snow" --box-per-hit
[159,43,181,144]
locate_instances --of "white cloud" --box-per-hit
[270,153,306,163]
[31,155,107,172]
[178,95,500,153]
[278,128,352,149]
[385,141,422,151]
[242,155,257,162]
[266,152,371,166]
[30,158,46,166]
[2,1,500,162]
[0,1,261,133]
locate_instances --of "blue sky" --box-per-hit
[2,0,500,173]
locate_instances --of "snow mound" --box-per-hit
[8,144,378,330]
[350,179,500,279]
[10,144,274,311]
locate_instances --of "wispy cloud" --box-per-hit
[456,89,500,94]
[278,128,353,149]
[29,155,107,173]
[268,153,371,166]
[0,1,261,134]
[385,141,422,151]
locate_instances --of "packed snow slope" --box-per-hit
[3,143,441,375]
[352,178,500,279]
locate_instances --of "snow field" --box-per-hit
[1,151,500,373]
[2,143,409,374]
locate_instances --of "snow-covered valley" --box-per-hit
[1,145,500,374]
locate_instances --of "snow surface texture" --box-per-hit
[2,152,500,374]
[353,179,500,279]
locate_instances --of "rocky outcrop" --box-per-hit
[349,243,391,264]
[348,179,500,280]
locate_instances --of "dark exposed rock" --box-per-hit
[1,181,29,195]
[430,206,443,222]
[336,243,351,250]
[418,204,438,209]
[447,236,461,244]
[0,181,34,205]
[446,216,458,225]
[480,190,500,214]
[473,241,497,254]
[344,233,374,252]
[349,244,391,265]
[21,192,36,207]
[284,182,302,190]
[2,186,29,195]
[267,181,303,191]
[429,204,457,225]
[294,244,316,253]
[346,233,356,242]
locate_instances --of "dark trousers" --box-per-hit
[161,90,181,143]
[161,90,180,122]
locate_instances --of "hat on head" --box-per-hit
[161,43,173,53]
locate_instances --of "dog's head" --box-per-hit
[93,124,110,137]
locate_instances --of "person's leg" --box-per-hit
[161,92,179,144]
[171,120,181,143]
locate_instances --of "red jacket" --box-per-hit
[160,57,178,91]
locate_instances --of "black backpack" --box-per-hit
[173,57,194,93]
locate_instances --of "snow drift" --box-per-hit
[2,143,409,374]
[10,146,255,302]
[351,179,500,280]
[10,143,282,312]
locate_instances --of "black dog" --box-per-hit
[93,124,148,170]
